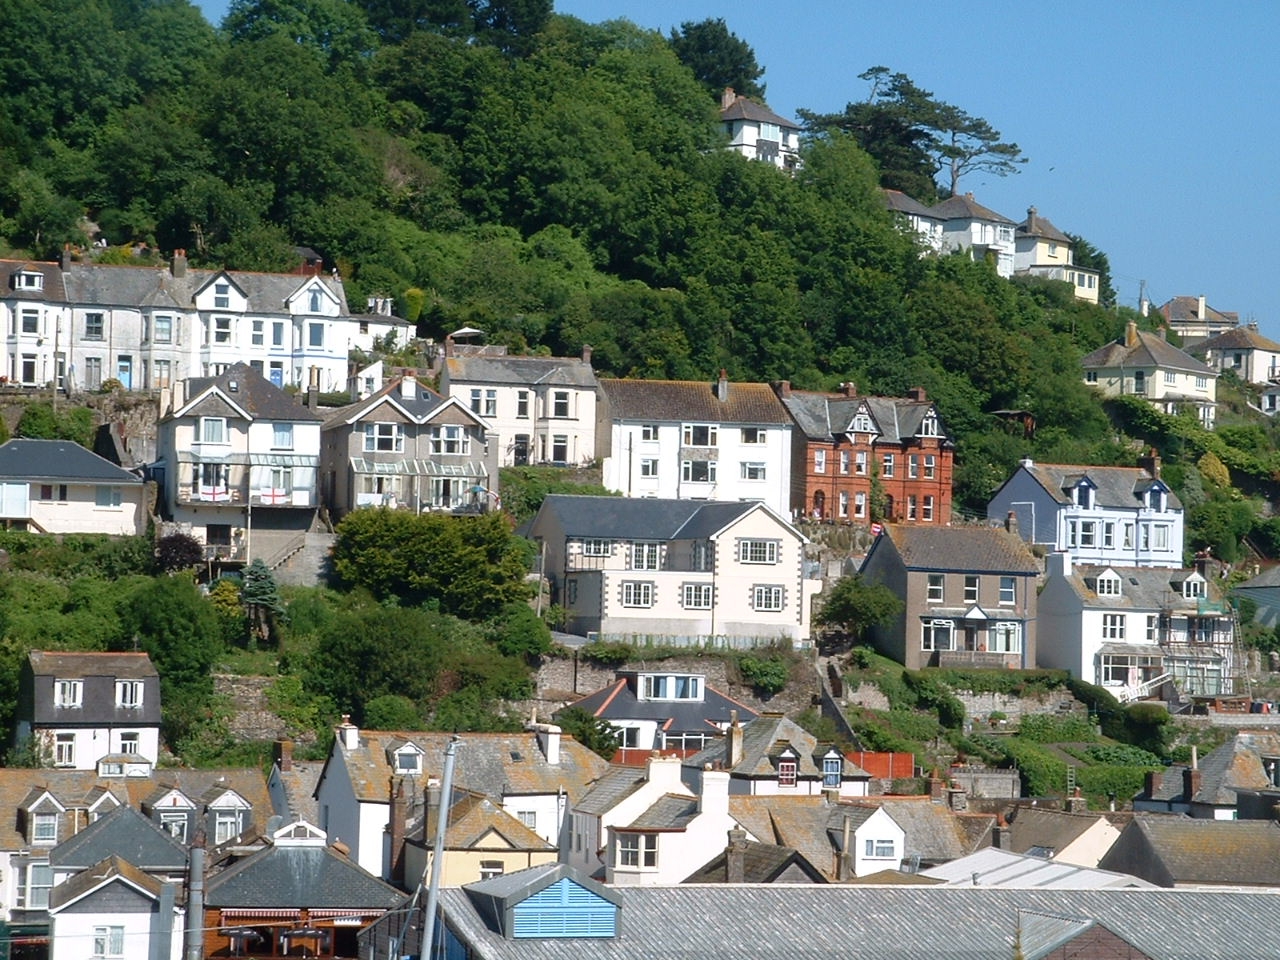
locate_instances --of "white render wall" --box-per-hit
[43,726,160,770]
[50,903,184,960]
[26,482,146,536]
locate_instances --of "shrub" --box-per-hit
[1083,743,1163,766]
[578,640,634,666]
[156,532,204,572]
[1018,714,1099,743]
[737,653,789,696]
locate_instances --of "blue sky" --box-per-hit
[195,1,1280,338]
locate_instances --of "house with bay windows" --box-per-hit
[528,494,820,646]
[1,250,365,393]
[319,375,498,517]
[1081,320,1218,429]
[440,345,597,468]
[597,373,794,517]
[152,363,323,563]
[987,453,1183,568]
[1038,552,1235,701]
[858,522,1039,671]
[777,381,954,524]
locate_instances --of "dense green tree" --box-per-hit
[815,575,904,639]
[484,602,552,659]
[1067,233,1117,308]
[555,705,620,759]
[241,559,284,648]
[225,0,379,69]
[668,18,765,100]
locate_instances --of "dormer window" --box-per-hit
[822,754,842,788]
[116,680,143,708]
[640,674,702,701]
[393,747,423,774]
[32,812,57,844]
[1183,579,1205,600]
[777,758,798,787]
[213,808,244,844]
[1074,484,1094,509]
[1148,488,1166,511]
[15,270,43,291]
[919,411,939,437]
[1096,574,1122,597]
[55,679,83,708]
[852,413,874,434]
[309,287,323,312]
[214,282,230,309]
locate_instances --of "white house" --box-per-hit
[152,362,324,562]
[987,454,1184,569]
[567,755,693,876]
[884,190,945,252]
[1156,295,1238,347]
[1038,553,1236,700]
[312,719,608,880]
[606,769,749,885]
[440,345,597,467]
[0,439,146,536]
[597,373,795,515]
[1081,321,1218,429]
[929,193,1016,278]
[48,856,183,960]
[0,251,360,393]
[1013,207,1100,304]
[719,88,801,172]
[1194,323,1280,386]
[529,495,821,646]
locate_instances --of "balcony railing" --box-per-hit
[202,543,246,562]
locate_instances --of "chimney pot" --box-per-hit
[721,86,736,111]
[717,369,729,403]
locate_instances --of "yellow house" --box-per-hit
[1013,207,1100,304]
[1082,322,1218,429]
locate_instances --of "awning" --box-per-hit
[351,458,486,478]
[178,451,247,464]
[1098,642,1163,658]
[221,909,301,919]
[309,909,379,918]
[249,453,317,467]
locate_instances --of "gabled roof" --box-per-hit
[682,714,866,781]
[533,494,790,543]
[49,804,187,872]
[726,795,842,879]
[462,862,621,927]
[599,377,791,424]
[780,390,946,443]
[328,729,608,805]
[572,766,654,817]
[883,189,939,218]
[1101,817,1280,885]
[1006,807,1111,858]
[28,650,157,678]
[929,193,1015,224]
[862,797,990,864]
[719,93,799,130]
[1016,210,1072,244]
[1194,324,1280,353]
[1080,329,1216,376]
[1010,460,1181,511]
[560,673,756,733]
[171,362,325,423]
[1158,296,1238,326]
[322,376,481,430]
[1136,733,1280,806]
[0,439,142,484]
[683,838,829,883]
[444,354,597,388]
[1,260,68,302]
[421,791,555,852]
[204,839,404,909]
[48,854,170,912]
[1055,564,1214,611]
[867,524,1039,575]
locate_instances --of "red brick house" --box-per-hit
[776,383,954,525]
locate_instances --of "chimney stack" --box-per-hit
[992,814,1010,850]
[1144,769,1163,797]
[1137,448,1161,479]
[945,784,968,812]
[777,380,791,399]
[721,87,736,111]
[337,715,359,751]
[907,386,927,402]
[726,711,743,768]
[184,832,206,960]
[444,335,454,359]
[581,344,593,365]
[62,244,72,271]
[307,366,320,409]
[838,815,854,881]
[717,369,729,403]
[1026,206,1037,234]
[172,249,187,279]
[274,739,294,773]
[400,375,416,400]
[388,777,407,885]
[699,767,730,817]
[1198,295,1207,320]
[1125,320,1139,348]
[1183,750,1201,801]
[527,718,562,766]
[725,827,748,883]
[840,382,858,398]
[927,768,944,802]
[1005,510,1019,538]
[1065,786,1087,814]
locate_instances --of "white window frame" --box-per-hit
[909,455,919,479]
[1102,614,1126,640]
[119,732,139,754]
[272,423,294,450]
[814,449,827,474]
[924,454,936,479]
[55,733,75,767]
[854,492,866,518]
[33,811,58,844]
[855,451,868,475]
[639,458,658,478]
[882,453,895,478]
[681,459,716,483]
[839,450,851,474]
[927,574,944,603]
[618,833,657,868]
[364,422,404,453]
[922,495,935,522]
[963,576,979,604]
[683,583,713,609]
[93,925,125,958]
[989,622,1021,654]
[740,461,767,480]
[739,539,779,564]
[681,424,717,446]
[55,679,83,708]
[741,427,766,444]
[999,577,1016,605]
[581,539,611,557]
[777,759,798,787]
[641,424,659,441]
[214,809,243,844]
[921,619,954,651]
[116,680,143,708]
[621,581,653,608]
[630,542,660,570]
[1096,575,1121,597]
[199,417,227,444]
[752,585,784,611]
[865,838,896,858]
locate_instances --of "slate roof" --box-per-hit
[920,847,1150,889]
[1101,817,1280,885]
[204,841,404,909]
[560,672,756,734]
[421,791,555,852]
[534,494,766,542]
[683,839,828,883]
[1006,807,1110,858]
[873,524,1039,575]
[433,882,1280,959]
[1236,564,1280,589]
[0,439,142,484]
[1016,460,1182,510]
[49,804,188,872]
[1194,324,1280,353]
[1137,733,1280,806]
[1158,296,1238,326]
[719,94,799,129]
[174,362,325,422]
[572,766,654,817]
[322,376,451,428]
[1057,564,1211,611]
[1016,211,1072,243]
[683,714,868,782]
[48,854,168,911]
[727,795,841,879]
[623,793,699,830]
[929,193,1016,224]
[780,390,945,444]
[328,730,608,805]
[271,759,323,824]
[598,378,791,424]
[28,651,157,679]
[1,260,68,303]
[1080,329,1217,376]
[883,189,938,218]
[444,355,597,388]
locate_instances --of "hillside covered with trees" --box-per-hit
[5,3,1280,560]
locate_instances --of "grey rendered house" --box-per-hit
[858,523,1039,671]
[319,375,499,517]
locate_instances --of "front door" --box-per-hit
[116,355,132,388]
[513,435,529,466]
